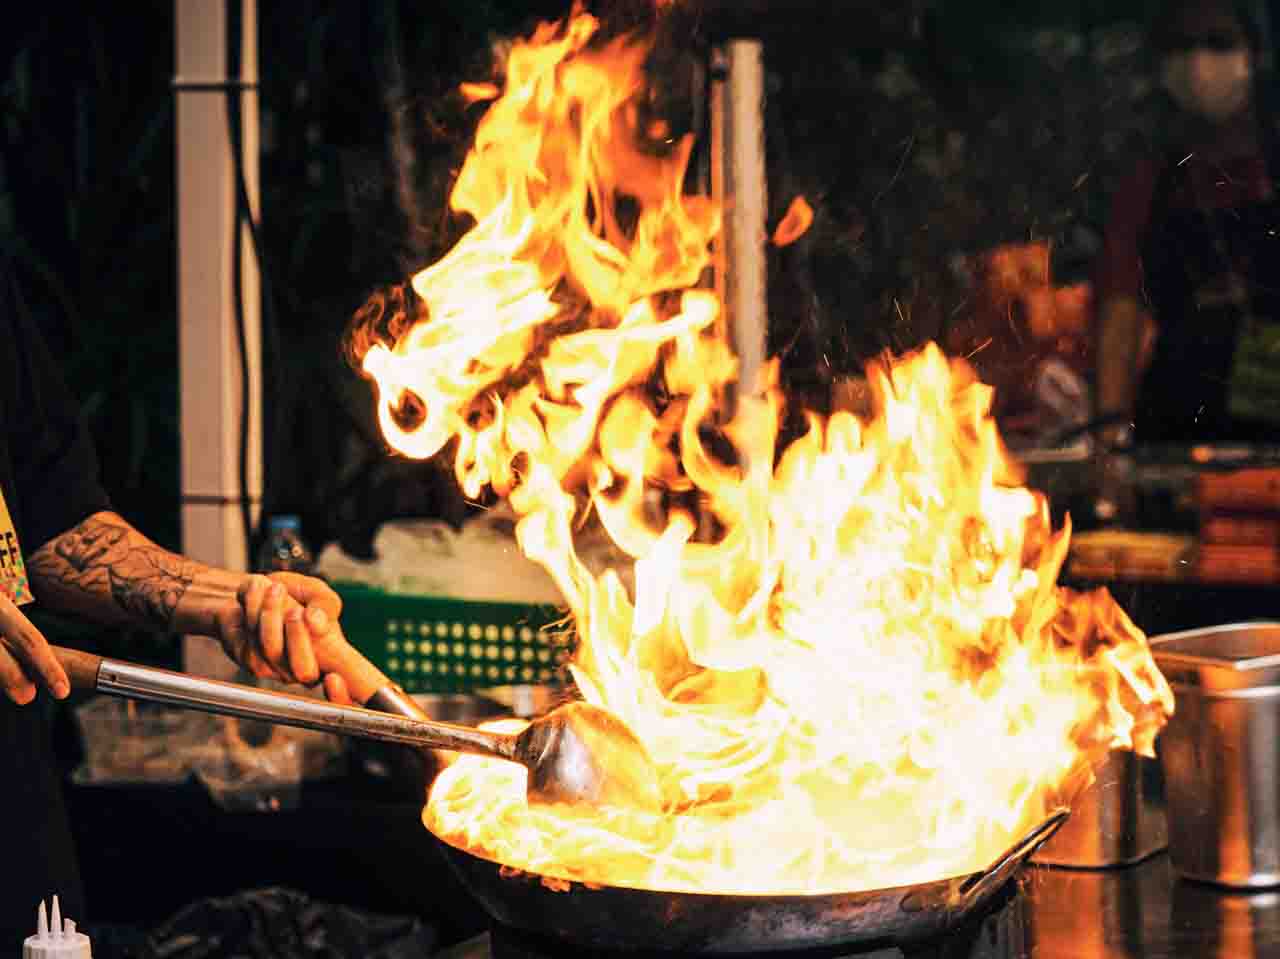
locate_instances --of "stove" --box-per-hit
[435,878,1028,959]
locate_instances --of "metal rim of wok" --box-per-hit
[430,808,1069,953]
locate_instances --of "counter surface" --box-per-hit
[1025,853,1280,959]
[437,852,1280,958]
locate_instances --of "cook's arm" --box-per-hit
[28,510,216,631]
[24,510,389,703]
[1094,294,1148,446]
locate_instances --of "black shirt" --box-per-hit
[1,259,112,948]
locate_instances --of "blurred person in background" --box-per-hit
[1093,0,1280,516]
[942,243,1095,450]
[0,255,366,948]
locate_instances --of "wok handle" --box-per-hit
[955,808,1070,912]
[309,627,400,708]
[306,625,429,721]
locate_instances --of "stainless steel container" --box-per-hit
[1032,749,1167,868]
[411,693,509,725]
[1151,622,1280,888]
[475,684,566,718]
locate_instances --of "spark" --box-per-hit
[965,337,994,358]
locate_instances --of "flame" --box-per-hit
[772,195,814,247]
[352,12,1173,895]
[459,81,501,104]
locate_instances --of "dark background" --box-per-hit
[1,0,1277,581]
[2,0,1275,554]
[3,2,1279,949]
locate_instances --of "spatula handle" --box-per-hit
[54,645,104,692]
[54,629,396,709]
[49,645,514,758]
[309,626,397,705]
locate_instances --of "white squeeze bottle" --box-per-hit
[24,897,91,959]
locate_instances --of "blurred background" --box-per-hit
[7,0,1258,561]
[5,2,1280,954]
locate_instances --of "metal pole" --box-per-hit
[91,656,517,757]
[174,0,262,677]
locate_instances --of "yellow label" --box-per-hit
[0,488,32,605]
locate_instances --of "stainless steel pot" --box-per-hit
[1032,749,1167,868]
[1152,622,1280,888]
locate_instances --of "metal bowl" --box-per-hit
[411,692,509,725]
[472,684,568,718]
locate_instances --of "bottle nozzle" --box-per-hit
[24,896,91,958]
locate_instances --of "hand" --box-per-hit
[0,592,69,705]
[222,572,354,705]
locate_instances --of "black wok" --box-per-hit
[429,808,1068,953]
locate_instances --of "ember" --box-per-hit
[351,10,1172,895]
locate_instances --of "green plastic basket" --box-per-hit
[333,582,571,693]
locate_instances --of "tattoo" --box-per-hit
[28,515,198,629]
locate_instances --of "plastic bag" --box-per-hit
[74,694,346,811]
[316,513,563,603]
[134,888,437,959]
[73,698,218,785]
[188,717,306,812]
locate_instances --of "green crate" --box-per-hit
[333,582,571,693]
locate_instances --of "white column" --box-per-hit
[175,0,262,676]
[722,39,768,397]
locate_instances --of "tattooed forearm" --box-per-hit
[27,513,202,630]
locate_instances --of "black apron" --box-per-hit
[0,694,86,950]
[0,260,90,949]
[1136,151,1280,444]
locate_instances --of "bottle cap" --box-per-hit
[269,515,301,531]
[24,897,91,959]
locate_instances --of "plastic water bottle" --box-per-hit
[256,515,314,573]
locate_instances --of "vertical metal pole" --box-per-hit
[722,39,768,397]
[707,46,728,344]
[175,0,262,676]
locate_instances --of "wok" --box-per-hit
[54,644,1066,951]
[429,809,1068,953]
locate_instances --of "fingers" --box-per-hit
[268,571,342,621]
[258,582,288,670]
[322,672,353,706]
[233,572,349,689]
[0,595,68,704]
[0,648,37,705]
[223,578,288,682]
[284,606,319,686]
[245,649,286,682]
[305,604,329,635]
[238,575,271,634]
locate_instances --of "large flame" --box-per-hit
[352,11,1173,894]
